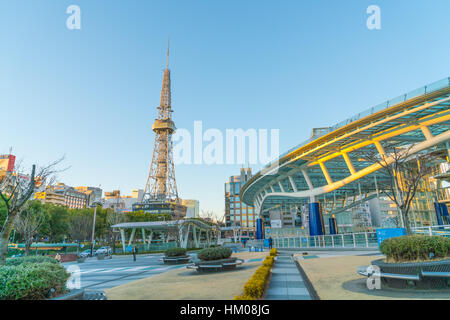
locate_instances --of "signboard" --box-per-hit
[376,228,406,247]
[0,155,15,174]
[34,192,46,200]
[270,219,282,229]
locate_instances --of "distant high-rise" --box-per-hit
[224,168,255,239]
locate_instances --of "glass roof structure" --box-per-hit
[240,77,450,214]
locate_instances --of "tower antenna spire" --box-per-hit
[166,34,170,69]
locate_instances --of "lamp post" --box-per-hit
[90,201,101,257]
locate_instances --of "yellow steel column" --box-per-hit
[342,152,356,175]
[319,162,333,185]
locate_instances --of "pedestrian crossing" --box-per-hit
[80,265,172,275]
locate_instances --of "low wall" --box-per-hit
[51,253,78,262]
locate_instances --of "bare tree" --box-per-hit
[67,210,92,242]
[363,142,440,235]
[0,157,64,265]
[200,209,215,222]
[14,201,46,256]
[106,209,126,254]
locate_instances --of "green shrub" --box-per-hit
[380,235,450,263]
[197,246,232,261]
[0,262,70,300]
[233,295,256,300]
[165,247,187,257]
[6,255,59,266]
[236,255,275,300]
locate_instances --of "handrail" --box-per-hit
[273,231,379,249]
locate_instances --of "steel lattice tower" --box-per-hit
[142,43,179,203]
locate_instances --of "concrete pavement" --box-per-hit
[64,253,194,291]
[264,252,312,300]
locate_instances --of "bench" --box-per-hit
[358,266,450,281]
[186,259,244,272]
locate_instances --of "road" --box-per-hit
[63,253,197,291]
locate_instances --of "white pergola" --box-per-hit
[111,219,218,250]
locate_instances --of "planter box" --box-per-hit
[371,258,450,289]
[51,254,78,263]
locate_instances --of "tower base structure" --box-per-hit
[133,200,187,219]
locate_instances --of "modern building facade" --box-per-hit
[103,189,144,213]
[34,183,88,209]
[74,186,103,207]
[225,168,256,239]
[182,199,200,218]
[240,77,450,238]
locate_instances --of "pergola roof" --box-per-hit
[111,218,216,231]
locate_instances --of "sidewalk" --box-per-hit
[264,252,312,300]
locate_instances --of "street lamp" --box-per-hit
[90,201,102,257]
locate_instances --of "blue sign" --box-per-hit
[80,244,84,248]
[126,245,133,253]
[376,228,406,247]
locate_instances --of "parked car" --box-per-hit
[95,246,112,255]
[79,249,94,258]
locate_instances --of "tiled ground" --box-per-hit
[264,253,312,300]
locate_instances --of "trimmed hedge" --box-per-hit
[197,247,232,261]
[269,248,277,256]
[0,262,70,300]
[234,255,275,300]
[165,247,187,257]
[380,235,450,263]
[6,256,59,266]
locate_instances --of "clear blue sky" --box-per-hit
[1,1,449,219]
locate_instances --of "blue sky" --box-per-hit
[1,1,450,218]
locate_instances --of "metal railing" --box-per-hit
[412,225,450,238]
[273,232,379,249]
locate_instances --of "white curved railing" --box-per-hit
[273,232,378,249]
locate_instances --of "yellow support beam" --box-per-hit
[307,111,450,167]
[319,162,333,185]
[342,152,356,175]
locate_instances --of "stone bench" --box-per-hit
[186,258,244,273]
[357,259,450,289]
[161,255,192,264]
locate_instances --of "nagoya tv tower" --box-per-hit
[134,39,185,216]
